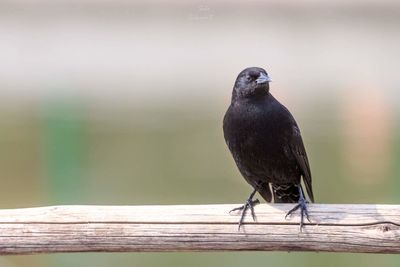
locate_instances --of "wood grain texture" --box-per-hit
[0,204,399,254]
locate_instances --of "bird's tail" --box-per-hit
[271,184,300,203]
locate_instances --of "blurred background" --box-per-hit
[0,0,400,266]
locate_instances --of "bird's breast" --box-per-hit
[225,101,286,152]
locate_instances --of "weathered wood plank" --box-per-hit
[0,204,398,254]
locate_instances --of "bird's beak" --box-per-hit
[256,73,272,84]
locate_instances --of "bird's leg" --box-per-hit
[229,188,259,230]
[285,185,311,231]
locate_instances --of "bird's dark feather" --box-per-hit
[288,125,314,202]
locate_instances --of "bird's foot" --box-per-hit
[229,198,260,230]
[285,197,310,232]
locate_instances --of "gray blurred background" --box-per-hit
[1,0,400,266]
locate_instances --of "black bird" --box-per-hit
[223,67,314,230]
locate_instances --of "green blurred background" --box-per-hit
[1,0,400,266]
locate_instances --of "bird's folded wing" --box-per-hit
[290,126,314,202]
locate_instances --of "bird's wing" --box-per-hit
[290,125,314,202]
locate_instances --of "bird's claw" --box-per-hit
[285,197,310,232]
[230,198,260,230]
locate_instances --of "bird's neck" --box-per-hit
[233,85,270,101]
[231,91,271,104]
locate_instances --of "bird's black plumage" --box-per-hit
[223,67,314,229]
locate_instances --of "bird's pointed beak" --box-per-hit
[256,73,272,84]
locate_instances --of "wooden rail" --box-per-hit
[0,204,399,254]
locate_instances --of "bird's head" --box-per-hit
[232,67,272,100]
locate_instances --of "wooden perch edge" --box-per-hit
[0,204,399,255]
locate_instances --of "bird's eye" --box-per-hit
[246,76,252,81]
